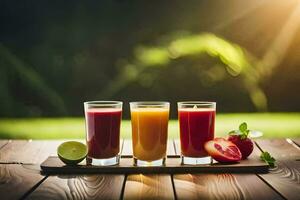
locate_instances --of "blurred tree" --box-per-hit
[0,0,300,117]
[0,44,66,116]
[98,33,268,111]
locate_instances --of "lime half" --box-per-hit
[57,141,87,165]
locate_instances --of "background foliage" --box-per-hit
[1,0,300,118]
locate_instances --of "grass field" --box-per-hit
[0,113,299,139]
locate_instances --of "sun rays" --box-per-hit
[258,0,300,78]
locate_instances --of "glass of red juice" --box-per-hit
[84,101,122,166]
[178,101,216,165]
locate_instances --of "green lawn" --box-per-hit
[0,113,299,139]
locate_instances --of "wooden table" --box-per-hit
[0,138,299,200]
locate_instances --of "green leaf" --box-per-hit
[238,122,249,139]
[240,133,247,140]
[239,122,247,132]
[260,151,276,167]
[228,122,253,139]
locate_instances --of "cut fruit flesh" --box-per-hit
[57,141,87,165]
[205,138,242,163]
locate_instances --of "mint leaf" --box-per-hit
[228,123,263,139]
[240,130,250,140]
[239,122,247,132]
[260,151,276,167]
[238,122,249,139]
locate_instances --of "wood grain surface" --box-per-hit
[0,140,67,199]
[0,139,299,200]
[256,139,300,160]
[41,155,269,174]
[0,140,66,164]
[41,139,268,175]
[120,141,175,199]
[173,173,283,200]
[0,164,45,200]
[26,174,125,200]
[291,138,300,147]
[124,174,174,200]
[172,139,283,200]
[256,139,300,200]
[0,140,8,150]
[15,140,125,200]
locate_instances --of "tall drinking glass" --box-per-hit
[178,101,216,165]
[130,102,169,166]
[84,101,122,166]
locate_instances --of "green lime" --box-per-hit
[57,141,87,165]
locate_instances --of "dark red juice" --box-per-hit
[179,108,215,157]
[85,108,122,159]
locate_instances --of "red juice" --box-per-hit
[179,108,215,157]
[85,108,122,159]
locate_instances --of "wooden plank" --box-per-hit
[124,174,174,200]
[173,174,283,200]
[291,138,300,147]
[172,139,283,200]
[27,174,125,200]
[0,140,67,199]
[121,141,175,199]
[41,153,268,174]
[256,139,300,160]
[0,140,8,149]
[256,139,300,200]
[41,139,267,174]
[0,164,45,200]
[0,140,67,164]
[25,141,125,199]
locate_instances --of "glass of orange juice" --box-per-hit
[130,102,170,166]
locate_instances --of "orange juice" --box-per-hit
[131,107,169,162]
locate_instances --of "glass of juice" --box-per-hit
[84,101,122,166]
[130,102,170,166]
[178,101,216,165]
